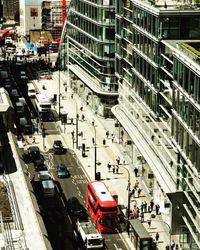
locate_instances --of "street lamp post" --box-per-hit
[76,112,79,149]
[58,59,61,119]
[120,165,131,235]
[93,124,97,180]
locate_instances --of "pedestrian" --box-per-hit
[71,118,74,124]
[71,130,75,138]
[140,202,144,212]
[92,119,95,126]
[80,106,83,111]
[134,167,139,177]
[147,218,151,228]
[171,240,175,249]
[106,131,109,138]
[107,162,111,172]
[175,244,179,250]
[32,136,35,143]
[92,137,95,145]
[155,204,160,215]
[143,201,147,213]
[134,180,139,189]
[136,207,140,218]
[71,93,73,99]
[103,139,106,146]
[140,211,144,222]
[80,131,83,138]
[112,166,115,174]
[148,205,151,213]
[131,188,135,198]
[116,165,119,174]
[137,188,142,198]
[116,156,120,165]
[150,199,154,211]
[82,114,85,121]
[111,136,114,143]
[155,232,159,242]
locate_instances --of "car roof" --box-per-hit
[57,163,66,168]
[29,146,39,152]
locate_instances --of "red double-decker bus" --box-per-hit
[86,181,118,233]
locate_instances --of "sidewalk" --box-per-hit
[37,70,173,249]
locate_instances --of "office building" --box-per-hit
[113,0,200,249]
[60,0,118,118]
[2,0,19,20]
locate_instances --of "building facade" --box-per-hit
[19,0,42,36]
[114,0,200,249]
[60,0,118,118]
[2,0,19,20]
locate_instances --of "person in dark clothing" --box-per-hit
[150,199,154,211]
[155,232,159,242]
[134,167,139,177]
[155,204,160,215]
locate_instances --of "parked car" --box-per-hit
[56,164,70,178]
[66,197,84,218]
[53,140,65,154]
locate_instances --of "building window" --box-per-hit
[30,8,38,17]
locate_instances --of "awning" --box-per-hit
[68,64,118,97]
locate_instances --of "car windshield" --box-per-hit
[58,165,66,171]
[55,141,62,146]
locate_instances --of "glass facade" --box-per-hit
[115,0,200,249]
[60,0,118,117]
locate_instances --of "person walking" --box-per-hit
[134,167,139,177]
[82,114,85,121]
[138,188,142,198]
[147,218,151,228]
[155,204,160,215]
[155,232,159,242]
[116,156,120,165]
[116,165,119,174]
[131,188,135,198]
[112,166,115,174]
[143,201,147,213]
[140,211,144,223]
[107,162,111,172]
[106,131,109,138]
[92,137,95,145]
[150,199,154,211]
[140,202,144,212]
[92,119,95,126]
[136,207,140,218]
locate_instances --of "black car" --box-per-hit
[56,164,70,178]
[34,158,46,171]
[53,140,65,154]
[28,146,40,160]
[66,197,85,218]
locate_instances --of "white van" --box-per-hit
[27,83,36,98]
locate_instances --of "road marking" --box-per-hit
[113,243,122,250]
